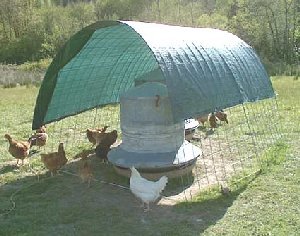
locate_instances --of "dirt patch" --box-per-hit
[56,137,242,208]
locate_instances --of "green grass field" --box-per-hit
[0,77,299,235]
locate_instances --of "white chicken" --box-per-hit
[130,166,168,212]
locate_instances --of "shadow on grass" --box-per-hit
[73,149,95,159]
[163,171,195,196]
[0,152,262,236]
[170,170,262,234]
[172,184,248,233]
[0,164,18,175]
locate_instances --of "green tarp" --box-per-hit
[32,21,274,129]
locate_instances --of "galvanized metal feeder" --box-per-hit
[108,82,202,178]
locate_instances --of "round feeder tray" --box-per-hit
[113,157,197,180]
[108,140,202,179]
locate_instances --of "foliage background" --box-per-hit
[0,0,299,75]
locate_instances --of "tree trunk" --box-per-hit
[264,6,281,59]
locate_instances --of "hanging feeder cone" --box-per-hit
[32,21,275,178]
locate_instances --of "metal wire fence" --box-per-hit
[40,96,288,203]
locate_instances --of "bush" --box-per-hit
[19,59,52,72]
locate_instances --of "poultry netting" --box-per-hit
[38,97,282,203]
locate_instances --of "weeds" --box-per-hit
[0,64,45,88]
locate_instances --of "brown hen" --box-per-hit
[196,114,209,126]
[86,125,109,146]
[95,130,118,163]
[29,133,48,149]
[209,113,217,129]
[79,158,93,187]
[4,134,31,165]
[215,110,229,124]
[29,125,48,149]
[41,143,67,176]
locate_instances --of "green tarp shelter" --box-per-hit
[32,20,274,130]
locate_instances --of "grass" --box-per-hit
[259,142,289,171]
[0,86,39,164]
[202,149,300,235]
[0,76,299,235]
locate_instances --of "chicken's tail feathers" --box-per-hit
[157,175,168,192]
